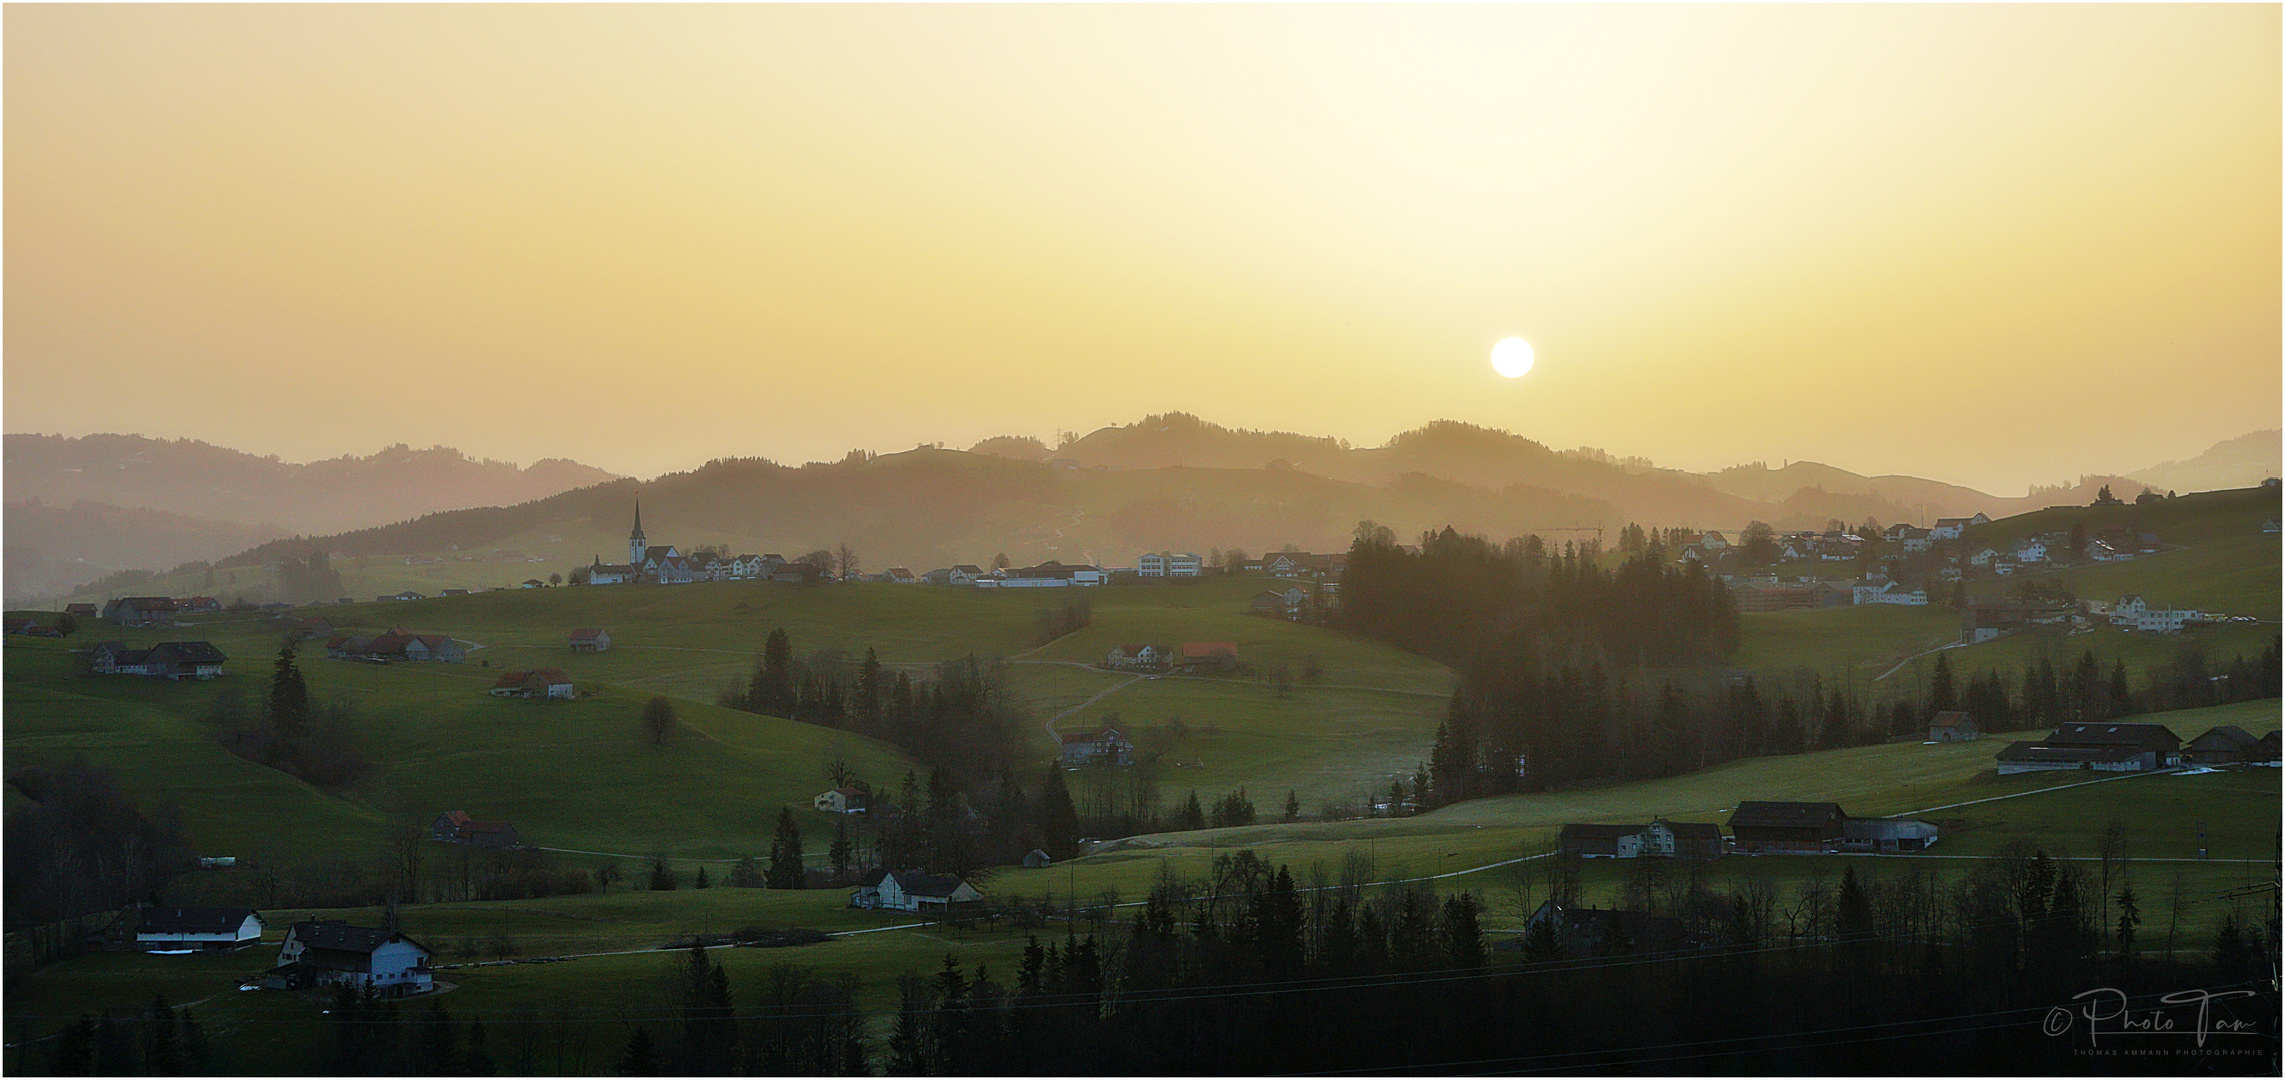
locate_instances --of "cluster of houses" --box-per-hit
[322,628,468,663]
[117,907,435,997]
[1556,800,1941,860]
[1102,640,1239,674]
[90,640,228,679]
[97,596,221,626]
[1993,720,2279,774]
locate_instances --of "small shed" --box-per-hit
[1022,849,1053,869]
[1928,711,1981,743]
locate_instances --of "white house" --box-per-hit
[137,908,264,953]
[2012,539,2048,564]
[848,870,985,913]
[1697,531,1729,551]
[270,921,433,997]
[1104,643,1165,669]
[813,786,868,814]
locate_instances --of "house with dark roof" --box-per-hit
[1994,722,2181,775]
[90,640,228,680]
[1056,727,1135,766]
[848,870,985,913]
[266,921,433,996]
[1513,900,1693,958]
[135,907,264,953]
[813,786,869,814]
[64,603,98,618]
[568,627,611,652]
[431,810,523,849]
[2251,731,2282,764]
[101,596,179,626]
[1726,801,1848,853]
[2183,726,2261,766]
[1928,711,1981,742]
[489,669,573,700]
[1177,641,1239,672]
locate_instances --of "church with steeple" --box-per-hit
[589,500,692,585]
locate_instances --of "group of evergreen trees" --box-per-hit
[719,631,1025,786]
[208,644,369,789]
[1342,527,1739,666]
[47,995,215,1076]
[873,846,2277,1075]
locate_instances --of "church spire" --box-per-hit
[629,499,648,565]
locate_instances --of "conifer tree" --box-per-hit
[269,644,310,741]
[768,808,806,889]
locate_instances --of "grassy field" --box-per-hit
[10,688,2274,1072]
[7,578,1452,860]
[1968,534,2283,618]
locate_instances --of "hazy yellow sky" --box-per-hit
[7,5,2277,493]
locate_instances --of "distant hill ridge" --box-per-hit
[3,434,621,603]
[5,433,621,535]
[20,418,2269,606]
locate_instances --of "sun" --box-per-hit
[1491,337,1534,378]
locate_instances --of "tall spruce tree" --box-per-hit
[1038,767,1079,858]
[768,808,806,889]
[268,643,311,741]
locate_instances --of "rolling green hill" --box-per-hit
[7,578,1454,860]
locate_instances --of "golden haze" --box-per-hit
[5,5,2276,493]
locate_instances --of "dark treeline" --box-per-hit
[1349,526,2282,807]
[4,760,192,931]
[1342,527,1739,667]
[719,630,1024,786]
[32,846,2279,1075]
[276,549,346,603]
[880,846,2278,1076]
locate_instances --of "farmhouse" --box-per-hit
[64,603,98,618]
[489,668,574,700]
[813,787,869,814]
[430,810,523,848]
[1263,552,1347,578]
[1518,900,1690,958]
[1725,801,1847,853]
[1928,711,1981,742]
[135,907,264,953]
[1557,818,1724,859]
[265,921,433,997]
[91,640,228,680]
[2182,726,2261,765]
[996,561,1109,587]
[100,596,179,626]
[367,632,466,663]
[1057,727,1135,766]
[1993,722,2181,775]
[1104,643,1166,670]
[771,561,827,584]
[568,627,612,652]
[1177,641,1239,672]
[848,870,984,913]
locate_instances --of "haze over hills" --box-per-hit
[2,434,621,602]
[2126,430,2282,495]
[16,414,2263,607]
